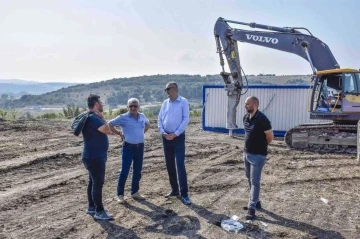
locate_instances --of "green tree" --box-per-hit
[114,108,127,115]
[1,94,8,100]
[143,91,152,102]
[26,112,33,120]
[74,106,80,116]
[10,109,18,120]
[63,104,81,118]
[38,113,58,119]
[0,109,7,119]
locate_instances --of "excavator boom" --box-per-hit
[214,17,339,74]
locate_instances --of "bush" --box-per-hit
[142,110,154,118]
[0,109,18,121]
[142,106,161,116]
[114,108,128,116]
[25,112,34,120]
[0,109,7,120]
[190,109,202,117]
[9,109,18,120]
[38,113,60,119]
[63,104,83,118]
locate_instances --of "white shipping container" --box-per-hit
[202,85,324,136]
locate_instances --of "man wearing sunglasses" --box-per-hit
[158,82,191,205]
[108,98,150,204]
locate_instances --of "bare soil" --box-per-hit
[0,118,359,239]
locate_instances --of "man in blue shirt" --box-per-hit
[82,94,113,220]
[109,98,150,204]
[158,82,191,205]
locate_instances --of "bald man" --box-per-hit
[242,96,273,220]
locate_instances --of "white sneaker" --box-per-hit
[131,192,146,200]
[117,195,125,204]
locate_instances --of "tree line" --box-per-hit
[0,74,310,109]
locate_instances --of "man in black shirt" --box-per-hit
[82,94,113,220]
[243,96,273,220]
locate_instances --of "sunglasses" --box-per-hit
[129,105,138,108]
[165,87,174,92]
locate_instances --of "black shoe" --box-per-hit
[86,206,96,215]
[243,201,262,210]
[245,209,256,220]
[94,210,114,220]
[180,196,192,205]
[164,191,180,198]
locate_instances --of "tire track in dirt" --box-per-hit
[0,151,127,239]
[0,148,83,172]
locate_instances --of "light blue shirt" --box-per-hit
[109,112,150,144]
[158,95,189,136]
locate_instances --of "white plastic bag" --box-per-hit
[221,219,244,233]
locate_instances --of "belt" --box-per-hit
[165,132,185,135]
[123,142,144,147]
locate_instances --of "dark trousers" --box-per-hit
[117,143,144,196]
[162,133,188,197]
[82,157,106,213]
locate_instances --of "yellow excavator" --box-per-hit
[214,17,360,153]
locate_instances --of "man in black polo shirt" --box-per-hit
[243,96,273,220]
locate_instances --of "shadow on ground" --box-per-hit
[258,209,345,239]
[124,199,204,238]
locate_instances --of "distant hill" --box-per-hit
[0,79,41,85]
[0,79,77,96]
[0,74,311,109]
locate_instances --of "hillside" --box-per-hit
[0,74,311,109]
[0,80,77,97]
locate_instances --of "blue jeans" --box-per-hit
[117,143,144,196]
[162,133,188,197]
[244,152,266,210]
[82,157,107,213]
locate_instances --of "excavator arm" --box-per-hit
[214,17,340,130]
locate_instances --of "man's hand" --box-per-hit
[162,133,176,140]
[118,132,124,141]
[168,133,177,140]
[144,124,150,133]
[109,124,124,141]
[93,110,105,121]
[162,133,170,140]
[264,129,274,144]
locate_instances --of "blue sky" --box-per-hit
[1,0,359,83]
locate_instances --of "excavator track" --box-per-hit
[284,123,357,154]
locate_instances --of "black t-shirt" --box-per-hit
[243,110,272,156]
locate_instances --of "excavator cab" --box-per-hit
[310,68,360,122]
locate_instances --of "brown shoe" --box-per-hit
[245,209,256,220]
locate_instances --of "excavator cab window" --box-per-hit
[343,73,360,94]
[318,80,329,110]
[341,72,360,113]
[314,74,342,112]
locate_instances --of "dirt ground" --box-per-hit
[0,117,359,239]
